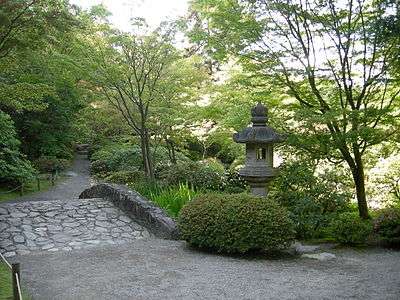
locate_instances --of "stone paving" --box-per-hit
[0,198,150,257]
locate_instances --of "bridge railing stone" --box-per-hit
[79,183,180,240]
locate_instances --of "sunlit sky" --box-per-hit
[70,0,190,32]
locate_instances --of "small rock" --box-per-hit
[10,212,27,218]
[0,223,8,232]
[118,215,131,223]
[94,227,108,233]
[26,240,36,248]
[42,244,55,250]
[294,242,320,254]
[16,250,31,255]
[24,231,38,240]
[13,235,25,243]
[86,240,101,245]
[3,251,16,257]
[64,222,80,228]
[302,252,336,261]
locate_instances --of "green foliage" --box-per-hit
[158,159,226,191]
[329,212,373,245]
[128,180,197,218]
[179,193,295,253]
[90,143,143,177]
[0,111,35,183]
[221,169,247,193]
[374,207,400,246]
[105,170,144,184]
[71,103,131,146]
[90,142,185,179]
[271,159,351,239]
[149,183,197,218]
[33,156,70,173]
[188,0,400,219]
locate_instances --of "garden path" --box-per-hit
[0,154,151,257]
[4,153,93,203]
[11,239,400,300]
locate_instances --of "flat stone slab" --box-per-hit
[0,198,150,257]
[302,252,337,261]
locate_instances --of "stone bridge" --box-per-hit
[0,184,178,257]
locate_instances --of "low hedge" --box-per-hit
[178,193,295,253]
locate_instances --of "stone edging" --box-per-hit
[79,183,180,240]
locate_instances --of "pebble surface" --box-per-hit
[0,198,150,257]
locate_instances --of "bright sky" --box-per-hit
[70,0,190,32]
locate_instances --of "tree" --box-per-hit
[0,0,77,59]
[0,1,96,162]
[82,29,185,179]
[189,0,400,218]
[150,54,209,164]
[0,110,35,184]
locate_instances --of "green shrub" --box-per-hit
[329,212,373,245]
[271,160,351,239]
[90,143,189,178]
[34,156,70,173]
[90,143,143,175]
[159,159,225,191]
[105,170,144,184]
[374,207,400,246]
[178,193,295,253]
[221,169,247,193]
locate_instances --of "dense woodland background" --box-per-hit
[1,0,399,241]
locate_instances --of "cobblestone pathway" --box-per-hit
[0,198,150,257]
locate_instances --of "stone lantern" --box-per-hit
[233,102,285,196]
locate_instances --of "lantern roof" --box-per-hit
[233,102,285,144]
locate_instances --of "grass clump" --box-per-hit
[130,181,197,218]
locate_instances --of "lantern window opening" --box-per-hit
[256,148,267,160]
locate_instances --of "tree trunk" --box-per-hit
[166,139,177,164]
[351,154,369,219]
[140,129,154,180]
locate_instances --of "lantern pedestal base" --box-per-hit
[250,184,267,197]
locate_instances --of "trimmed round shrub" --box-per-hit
[374,207,400,246]
[178,193,295,253]
[330,212,373,245]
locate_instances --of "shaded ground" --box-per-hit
[12,239,400,300]
[4,154,92,204]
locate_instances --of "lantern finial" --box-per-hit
[251,102,268,126]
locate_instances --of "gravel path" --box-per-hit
[12,239,400,300]
[4,154,93,203]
